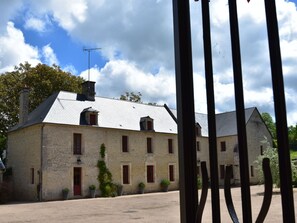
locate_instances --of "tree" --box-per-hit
[288,124,297,150]
[255,139,297,188]
[120,92,142,103]
[0,62,84,156]
[261,112,277,145]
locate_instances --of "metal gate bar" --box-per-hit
[264,0,296,221]
[200,0,221,222]
[172,0,296,222]
[228,0,252,222]
[172,0,198,222]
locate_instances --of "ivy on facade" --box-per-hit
[97,143,116,197]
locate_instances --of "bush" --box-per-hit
[255,139,297,188]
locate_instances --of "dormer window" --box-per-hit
[80,107,99,125]
[195,123,202,137]
[140,116,154,131]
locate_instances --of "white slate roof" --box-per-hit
[11,90,257,137]
[171,107,256,137]
[11,91,178,134]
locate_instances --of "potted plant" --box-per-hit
[62,188,69,200]
[116,184,123,196]
[160,179,170,192]
[89,185,96,198]
[138,182,145,194]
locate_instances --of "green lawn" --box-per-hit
[291,150,297,160]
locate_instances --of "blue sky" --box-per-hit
[1,0,297,126]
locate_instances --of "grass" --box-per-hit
[291,150,297,160]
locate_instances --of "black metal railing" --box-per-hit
[172,0,296,222]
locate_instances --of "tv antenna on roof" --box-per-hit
[83,47,101,81]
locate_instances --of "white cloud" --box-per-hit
[80,60,177,106]
[2,0,297,125]
[0,0,23,33]
[24,17,46,32]
[0,22,40,73]
[42,44,59,66]
[63,64,78,75]
[24,0,88,31]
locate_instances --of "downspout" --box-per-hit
[39,124,45,201]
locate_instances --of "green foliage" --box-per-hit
[138,182,145,189]
[89,185,96,190]
[288,124,297,150]
[261,112,277,145]
[0,62,84,155]
[0,135,6,159]
[197,177,202,190]
[62,188,69,193]
[255,140,297,188]
[120,92,142,103]
[97,144,115,197]
[160,179,170,192]
[160,179,170,187]
[291,150,297,160]
[100,145,105,159]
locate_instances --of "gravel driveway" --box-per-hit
[0,186,296,222]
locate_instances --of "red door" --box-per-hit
[74,167,82,195]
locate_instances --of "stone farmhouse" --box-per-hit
[7,81,272,201]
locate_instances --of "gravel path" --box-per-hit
[0,185,296,222]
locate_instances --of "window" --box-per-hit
[196,141,200,151]
[122,165,130,184]
[168,139,173,154]
[89,114,97,125]
[220,165,225,179]
[80,107,98,125]
[122,135,128,152]
[147,137,153,153]
[147,165,154,183]
[169,165,175,182]
[147,120,153,130]
[30,168,34,184]
[260,145,264,155]
[73,133,82,155]
[221,141,226,152]
[251,166,254,177]
[140,116,154,131]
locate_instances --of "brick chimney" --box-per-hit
[82,81,96,101]
[19,88,29,124]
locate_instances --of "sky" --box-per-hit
[1,0,297,125]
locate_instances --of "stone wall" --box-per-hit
[41,124,179,200]
[7,125,42,201]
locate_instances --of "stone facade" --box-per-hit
[196,109,272,186]
[7,86,272,201]
[7,125,41,200]
[8,123,179,201]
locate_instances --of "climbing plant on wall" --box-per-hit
[97,143,116,197]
